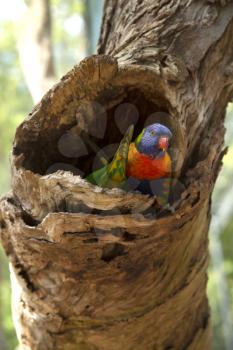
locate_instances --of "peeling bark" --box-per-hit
[1,1,233,350]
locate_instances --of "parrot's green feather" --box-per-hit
[86,125,134,188]
[134,128,145,147]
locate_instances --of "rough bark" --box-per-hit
[1,1,233,350]
[18,0,56,102]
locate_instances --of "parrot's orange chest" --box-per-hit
[126,143,171,180]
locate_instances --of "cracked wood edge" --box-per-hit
[1,192,210,350]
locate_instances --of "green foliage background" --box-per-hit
[0,2,232,349]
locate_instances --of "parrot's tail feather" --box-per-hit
[85,125,134,188]
[108,125,134,183]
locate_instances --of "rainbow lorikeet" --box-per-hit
[86,123,172,205]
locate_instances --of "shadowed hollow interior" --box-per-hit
[13,87,181,179]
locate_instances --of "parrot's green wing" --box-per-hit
[86,125,134,188]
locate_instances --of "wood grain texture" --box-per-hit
[1,1,233,349]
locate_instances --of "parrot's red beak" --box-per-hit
[159,137,169,151]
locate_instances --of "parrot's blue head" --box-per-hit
[135,123,172,158]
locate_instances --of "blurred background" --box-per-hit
[0,1,232,349]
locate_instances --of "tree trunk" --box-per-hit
[1,1,233,350]
[18,0,56,102]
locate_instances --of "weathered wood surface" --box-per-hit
[1,1,233,349]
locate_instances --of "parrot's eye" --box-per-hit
[150,131,156,136]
